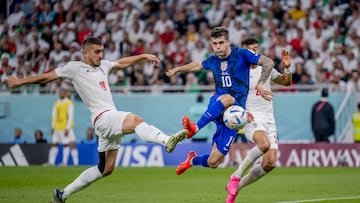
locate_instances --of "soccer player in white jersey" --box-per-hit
[225,38,292,203]
[7,37,188,203]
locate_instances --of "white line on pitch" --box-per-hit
[273,195,360,203]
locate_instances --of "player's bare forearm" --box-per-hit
[257,55,274,83]
[177,61,202,72]
[166,61,202,76]
[7,70,58,89]
[114,54,159,70]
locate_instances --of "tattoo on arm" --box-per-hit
[257,56,274,83]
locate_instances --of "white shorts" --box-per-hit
[242,120,278,150]
[94,110,130,152]
[52,129,76,145]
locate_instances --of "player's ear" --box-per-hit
[83,49,88,58]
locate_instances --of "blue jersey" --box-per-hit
[202,47,261,107]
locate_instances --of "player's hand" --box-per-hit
[259,89,273,101]
[166,68,177,77]
[143,54,159,66]
[6,76,21,89]
[281,49,291,68]
[256,83,273,101]
[64,129,69,137]
[246,111,254,123]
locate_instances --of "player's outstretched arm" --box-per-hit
[113,54,159,70]
[7,70,59,89]
[274,49,292,86]
[166,61,202,77]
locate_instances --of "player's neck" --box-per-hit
[82,60,97,68]
[218,48,231,59]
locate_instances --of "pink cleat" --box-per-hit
[226,194,236,203]
[225,175,240,203]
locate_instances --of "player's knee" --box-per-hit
[123,113,145,133]
[127,113,144,125]
[219,94,235,107]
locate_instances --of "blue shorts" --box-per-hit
[207,94,242,155]
[212,121,238,155]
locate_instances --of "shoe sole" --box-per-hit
[165,129,188,153]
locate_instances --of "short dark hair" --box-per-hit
[82,37,102,49]
[321,88,329,98]
[210,27,229,40]
[241,38,259,46]
[35,129,43,137]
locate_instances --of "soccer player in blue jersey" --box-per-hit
[166,27,275,175]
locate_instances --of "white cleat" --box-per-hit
[165,129,188,153]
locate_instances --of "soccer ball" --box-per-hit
[223,105,248,130]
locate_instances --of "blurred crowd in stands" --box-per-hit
[0,0,359,95]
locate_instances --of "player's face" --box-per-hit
[84,44,104,67]
[66,90,72,99]
[210,36,231,58]
[59,89,67,99]
[246,44,259,53]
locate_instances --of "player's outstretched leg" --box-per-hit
[176,151,197,175]
[182,116,198,138]
[165,129,188,153]
[225,175,241,203]
[52,189,65,203]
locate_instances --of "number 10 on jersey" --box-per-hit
[221,75,232,87]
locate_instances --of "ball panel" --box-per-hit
[223,105,248,130]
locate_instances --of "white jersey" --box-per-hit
[246,66,280,122]
[55,60,117,124]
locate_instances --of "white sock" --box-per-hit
[62,146,70,165]
[238,163,267,190]
[49,146,58,165]
[71,148,79,166]
[62,166,102,199]
[233,146,263,177]
[135,122,170,145]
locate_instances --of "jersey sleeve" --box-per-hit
[201,59,210,70]
[55,62,77,80]
[238,48,261,65]
[101,60,116,74]
[271,68,281,81]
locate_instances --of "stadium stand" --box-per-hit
[0,0,359,143]
[0,0,359,94]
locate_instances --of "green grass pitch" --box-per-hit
[0,166,359,203]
